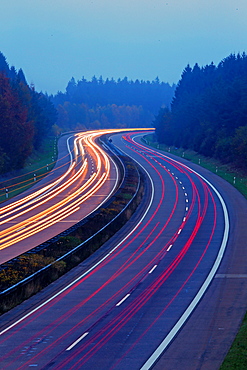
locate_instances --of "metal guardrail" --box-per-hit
[0,166,140,296]
[0,151,144,313]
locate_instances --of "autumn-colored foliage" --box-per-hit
[0,73,34,172]
[0,52,57,174]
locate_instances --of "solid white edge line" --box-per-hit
[137,146,229,370]
[0,139,155,337]
[66,332,89,351]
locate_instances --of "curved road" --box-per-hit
[0,130,246,369]
[0,130,121,264]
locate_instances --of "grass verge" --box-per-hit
[0,136,57,202]
[220,310,247,369]
[143,134,247,198]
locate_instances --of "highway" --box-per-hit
[0,129,123,264]
[0,129,243,370]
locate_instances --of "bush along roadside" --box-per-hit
[0,153,145,314]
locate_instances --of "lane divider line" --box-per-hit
[0,143,155,337]
[137,143,229,370]
[66,332,89,351]
[116,294,131,307]
[149,265,158,274]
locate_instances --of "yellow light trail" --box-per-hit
[0,128,153,253]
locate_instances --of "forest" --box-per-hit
[50,76,175,132]
[2,49,246,174]
[153,53,247,170]
[0,52,57,174]
[0,52,175,173]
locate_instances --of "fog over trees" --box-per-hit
[1,50,246,174]
[50,76,176,132]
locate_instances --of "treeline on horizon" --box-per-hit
[1,50,247,175]
[154,53,247,170]
[50,76,176,132]
[0,52,57,174]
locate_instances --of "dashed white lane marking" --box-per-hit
[186,199,189,203]
[167,244,173,251]
[183,217,186,222]
[116,294,131,307]
[177,229,182,235]
[149,265,158,274]
[186,206,189,211]
[66,332,89,351]
[139,141,229,370]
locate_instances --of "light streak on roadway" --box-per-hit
[0,129,229,370]
[0,129,152,255]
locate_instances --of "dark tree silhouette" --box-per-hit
[51,76,176,131]
[0,52,57,173]
[153,53,247,170]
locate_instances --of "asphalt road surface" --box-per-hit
[0,130,120,263]
[0,130,247,370]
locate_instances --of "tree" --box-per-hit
[0,73,34,171]
[153,108,173,145]
[0,52,9,75]
[0,52,58,173]
[232,126,247,168]
[153,52,247,172]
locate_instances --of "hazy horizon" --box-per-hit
[1,0,246,94]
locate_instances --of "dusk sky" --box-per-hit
[1,0,246,94]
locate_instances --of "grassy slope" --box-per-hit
[0,137,57,202]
